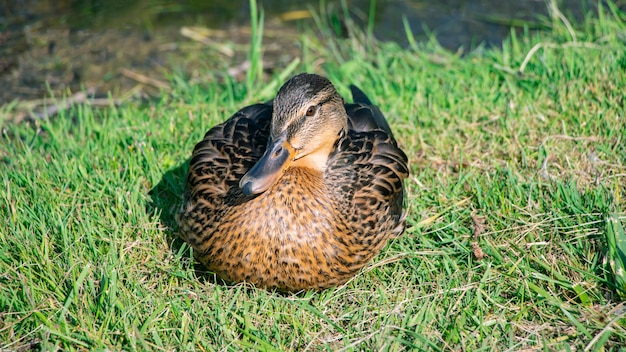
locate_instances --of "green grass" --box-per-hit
[2,1,626,350]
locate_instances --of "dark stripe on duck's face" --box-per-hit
[316,93,334,107]
[286,116,305,140]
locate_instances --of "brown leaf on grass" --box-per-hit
[471,213,486,238]
[471,212,487,260]
[472,242,486,260]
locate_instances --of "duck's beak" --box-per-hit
[240,133,294,196]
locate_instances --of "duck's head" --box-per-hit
[240,73,348,196]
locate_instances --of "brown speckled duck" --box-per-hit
[177,73,408,292]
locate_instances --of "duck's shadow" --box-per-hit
[147,159,227,286]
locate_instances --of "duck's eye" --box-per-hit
[305,105,317,117]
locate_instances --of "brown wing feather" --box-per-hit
[327,95,409,241]
[179,103,272,241]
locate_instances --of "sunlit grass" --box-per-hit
[1,1,625,350]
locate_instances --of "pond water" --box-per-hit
[0,0,598,110]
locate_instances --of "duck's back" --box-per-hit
[178,88,408,292]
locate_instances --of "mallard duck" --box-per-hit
[178,73,408,292]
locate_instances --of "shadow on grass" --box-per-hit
[147,159,228,287]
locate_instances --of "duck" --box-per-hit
[177,73,408,292]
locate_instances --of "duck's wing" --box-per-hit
[328,130,408,230]
[327,87,409,237]
[182,103,272,208]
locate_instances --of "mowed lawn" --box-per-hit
[1,2,625,350]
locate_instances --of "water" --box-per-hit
[0,0,599,107]
[368,0,593,49]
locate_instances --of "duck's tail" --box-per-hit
[346,85,395,138]
[349,85,373,105]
